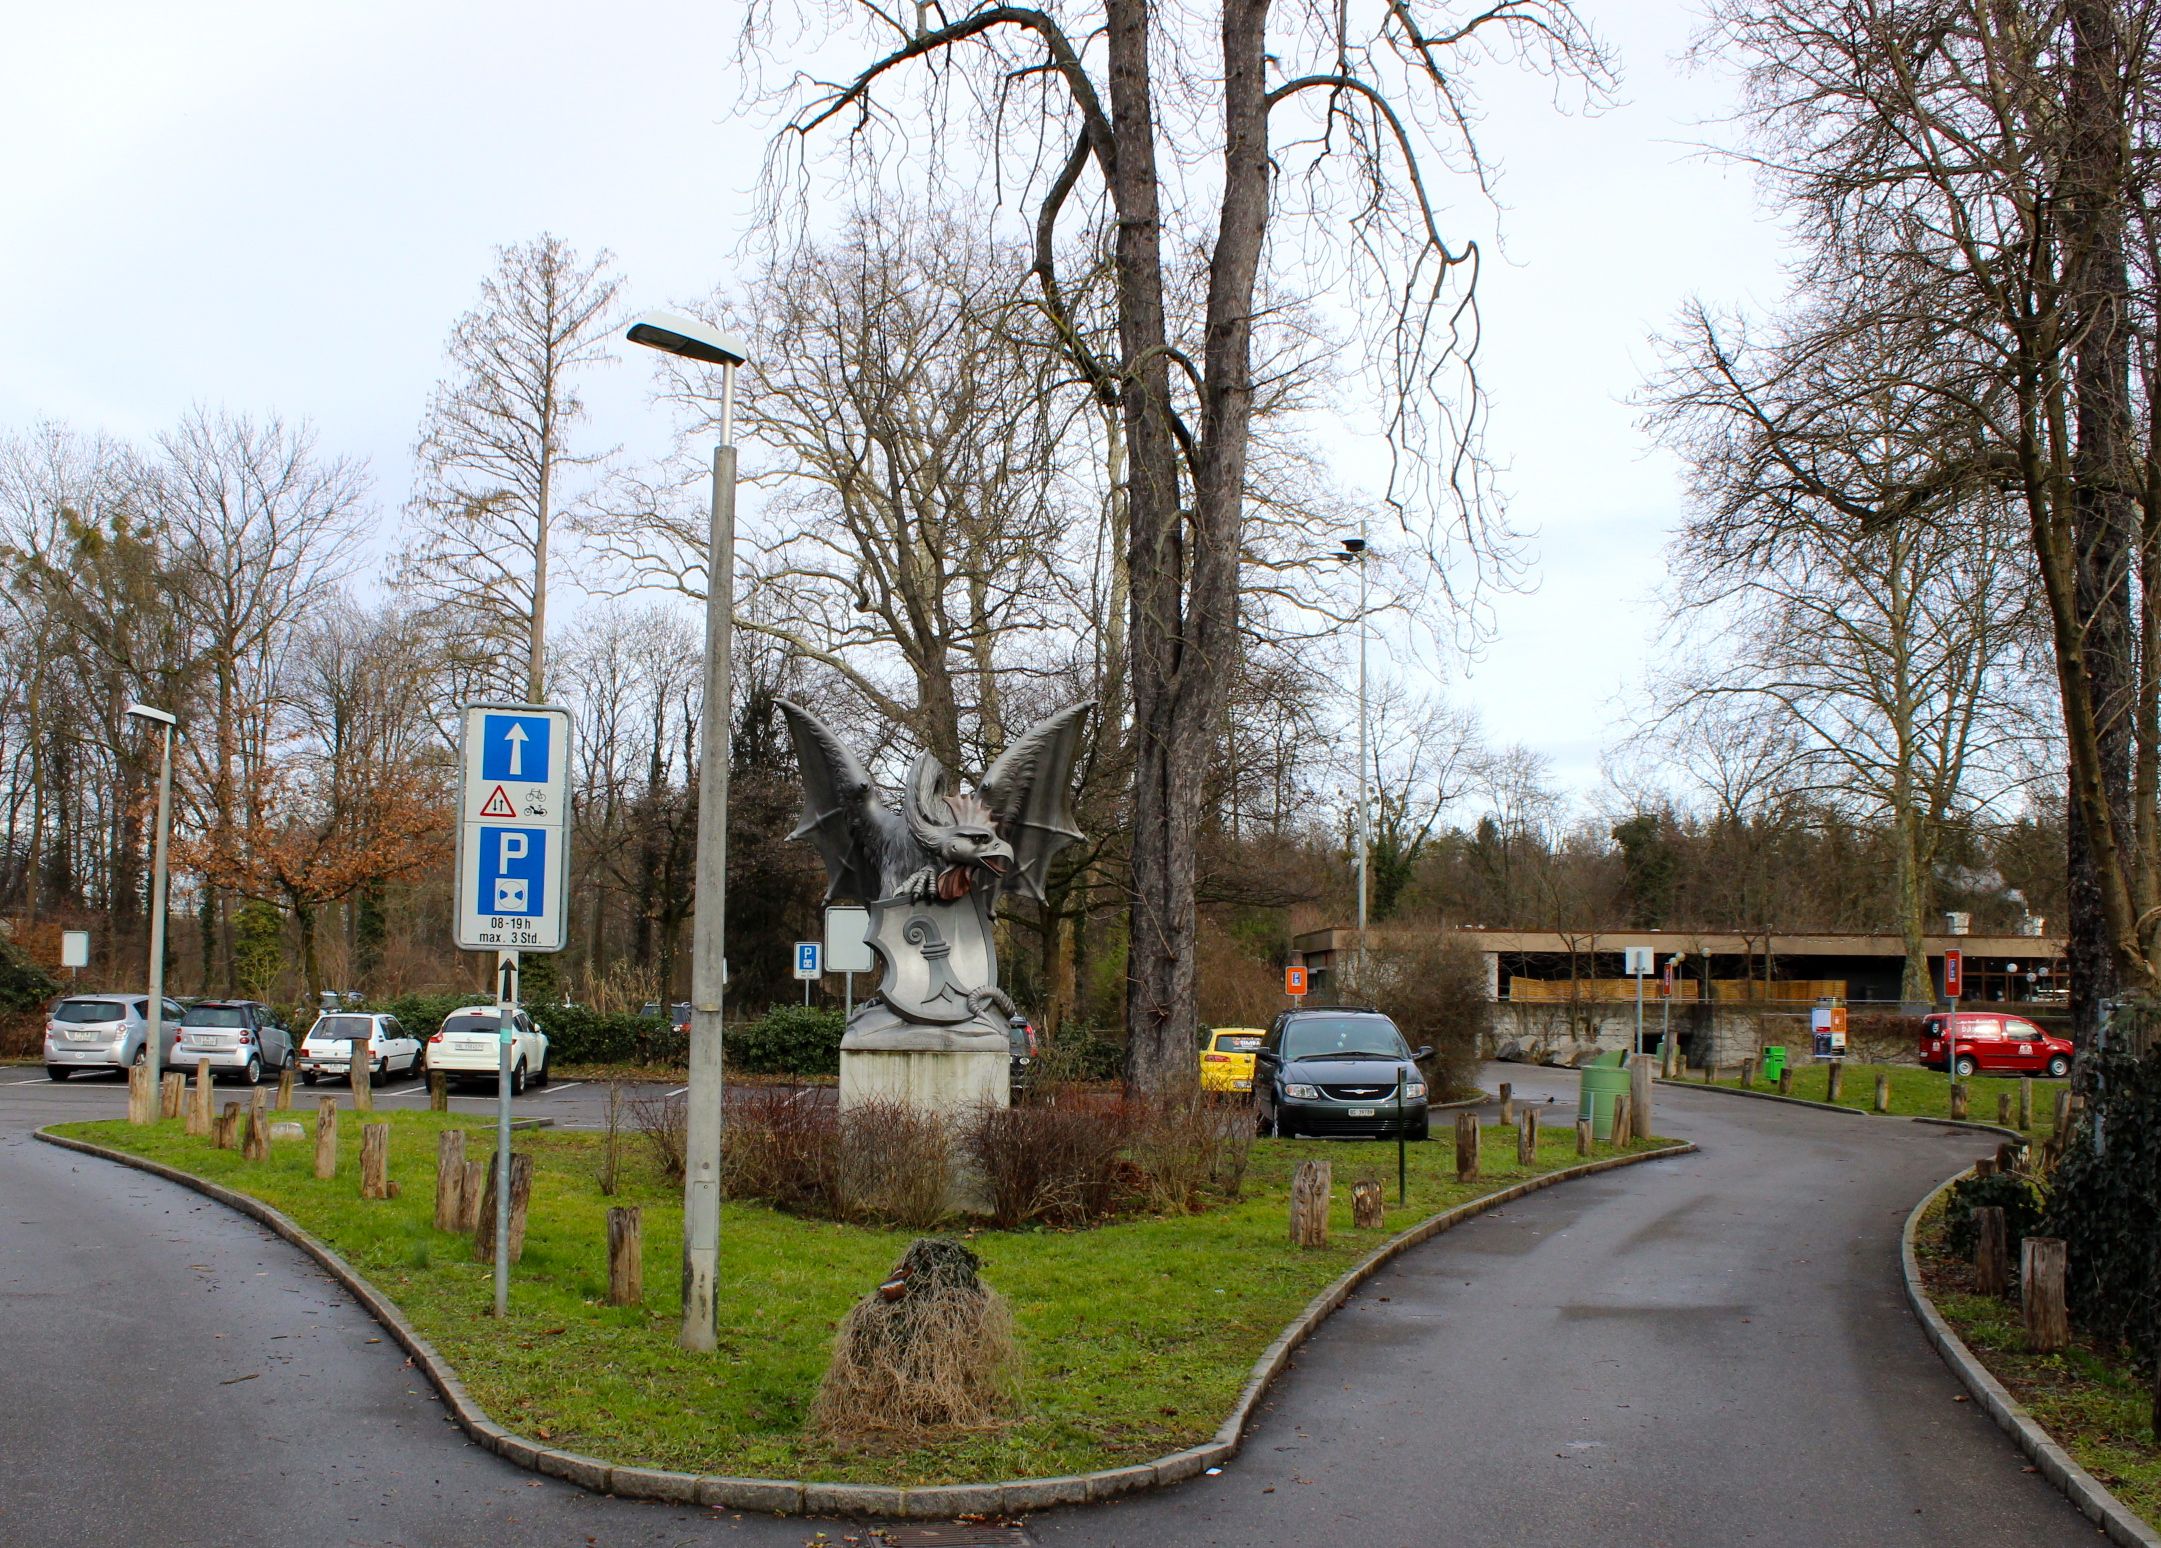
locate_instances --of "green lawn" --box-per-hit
[54,1109,1673,1485]
[1915,1213,2160,1531]
[1687,1061,2066,1140]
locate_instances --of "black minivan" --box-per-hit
[1254,1007,1431,1140]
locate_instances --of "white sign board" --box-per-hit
[60,930,89,969]
[1623,947,1656,976]
[454,703,573,953]
[824,906,874,974]
[794,941,823,980]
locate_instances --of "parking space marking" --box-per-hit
[664,1086,688,1098]
[540,1080,583,1096]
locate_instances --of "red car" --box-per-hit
[1918,1012,2073,1078]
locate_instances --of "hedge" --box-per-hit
[362,993,845,1075]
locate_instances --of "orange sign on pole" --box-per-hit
[1284,965,1308,998]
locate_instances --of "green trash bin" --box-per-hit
[1761,1045,1788,1082]
[1578,1049,1632,1140]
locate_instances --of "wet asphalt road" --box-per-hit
[0,1064,2104,1547]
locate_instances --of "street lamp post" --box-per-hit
[1341,538,1370,989]
[127,704,178,1092]
[626,309,749,1353]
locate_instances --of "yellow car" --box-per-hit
[1199,1026,1266,1092]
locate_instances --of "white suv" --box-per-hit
[424,1006,551,1094]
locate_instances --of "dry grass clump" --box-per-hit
[810,1237,1019,1444]
[832,1099,952,1228]
[1126,1087,1256,1212]
[964,1099,1130,1228]
[723,1083,839,1213]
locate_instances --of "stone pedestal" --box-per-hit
[838,1044,1010,1116]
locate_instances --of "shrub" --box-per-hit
[1944,1167,2048,1259]
[2043,1042,2161,1369]
[1030,1026,1125,1085]
[833,1099,952,1228]
[629,1088,689,1183]
[964,1100,1130,1228]
[724,1083,839,1212]
[1127,1088,1256,1212]
[730,1004,846,1076]
[1846,1012,1926,1064]
[0,936,59,1013]
[1339,934,1489,1100]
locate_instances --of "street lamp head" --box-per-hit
[1340,536,1367,557]
[626,309,749,368]
[125,703,177,727]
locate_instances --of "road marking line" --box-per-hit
[665,1086,688,1098]
[4,1076,51,1085]
[541,1080,583,1096]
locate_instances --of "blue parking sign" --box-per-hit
[480,714,553,783]
[794,941,821,979]
[477,827,548,917]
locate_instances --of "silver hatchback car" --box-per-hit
[44,995,186,1080]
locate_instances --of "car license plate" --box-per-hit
[1233,1079,1251,1090]
[1348,1107,1375,1118]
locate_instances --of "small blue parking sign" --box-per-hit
[480,714,553,783]
[477,827,548,918]
[794,941,822,980]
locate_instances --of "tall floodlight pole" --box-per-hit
[627,309,749,1353]
[127,704,178,1089]
[1342,538,1370,988]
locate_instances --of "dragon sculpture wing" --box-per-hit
[776,698,889,903]
[978,700,1095,904]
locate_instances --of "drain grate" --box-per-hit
[872,1525,1035,1547]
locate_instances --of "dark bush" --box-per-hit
[724,1084,839,1212]
[0,937,60,1013]
[1340,934,1488,1100]
[1846,1012,1927,1064]
[1030,1026,1125,1084]
[1944,1167,2048,1259]
[729,1004,846,1076]
[1127,1088,1256,1211]
[2043,1044,2161,1371]
[965,1100,1130,1228]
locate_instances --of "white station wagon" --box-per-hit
[425,1005,551,1095]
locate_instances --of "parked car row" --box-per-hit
[43,995,551,1095]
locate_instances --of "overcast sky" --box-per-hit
[1,0,1789,807]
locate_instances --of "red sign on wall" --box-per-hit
[1942,950,1963,1000]
[1660,961,1675,998]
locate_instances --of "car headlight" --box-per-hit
[1404,1081,1427,1099]
[1285,1083,1321,1099]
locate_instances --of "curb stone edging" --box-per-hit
[35,1125,1691,1519]
[1901,1170,2161,1548]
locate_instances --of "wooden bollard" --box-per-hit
[214,1101,241,1149]
[313,1098,338,1179]
[1454,1112,1481,1181]
[1950,1084,1970,1121]
[1701,1062,1714,1084]
[351,1052,373,1114]
[2017,1077,2033,1130]
[1517,1108,1538,1165]
[274,1065,295,1111]
[1997,1141,2021,1175]
[2021,1237,2069,1352]
[360,1122,391,1199]
[434,1130,467,1231]
[1351,1177,1384,1229]
[2053,1089,2072,1132]
[1740,1058,1756,1089]
[127,1061,155,1125]
[1498,1082,1514,1125]
[1825,1062,1845,1104]
[1975,1155,1997,1178]
[1777,1068,1794,1097]
[1288,1158,1331,1248]
[1875,1073,1891,1113]
[1997,1092,2012,1128]
[607,1206,644,1306]
[1974,1206,2009,1295]
[429,1069,449,1112]
[159,1071,185,1120]
[1612,1093,1632,1145]
[458,1160,489,1231]
[189,1060,214,1136]
[1630,1054,1655,1138]
[1576,1116,1592,1156]
[242,1090,271,1161]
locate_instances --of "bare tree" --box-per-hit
[404,233,621,701]
[740,0,1612,1090]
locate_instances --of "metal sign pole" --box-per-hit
[495,949,517,1319]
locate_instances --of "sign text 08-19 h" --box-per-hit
[454,703,573,953]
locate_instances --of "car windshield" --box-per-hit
[441,1013,502,1038]
[54,1000,126,1024]
[311,1016,375,1043]
[1282,1016,1409,1061]
[182,1006,248,1028]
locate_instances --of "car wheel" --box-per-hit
[131,1046,146,1067]
[301,1071,317,1086]
[242,1055,263,1087]
[532,1051,550,1086]
[1954,1055,1977,1078]
[46,1066,68,1082]
[1410,1118,1431,1142]
[509,1059,527,1097]
[2048,1054,2070,1078]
